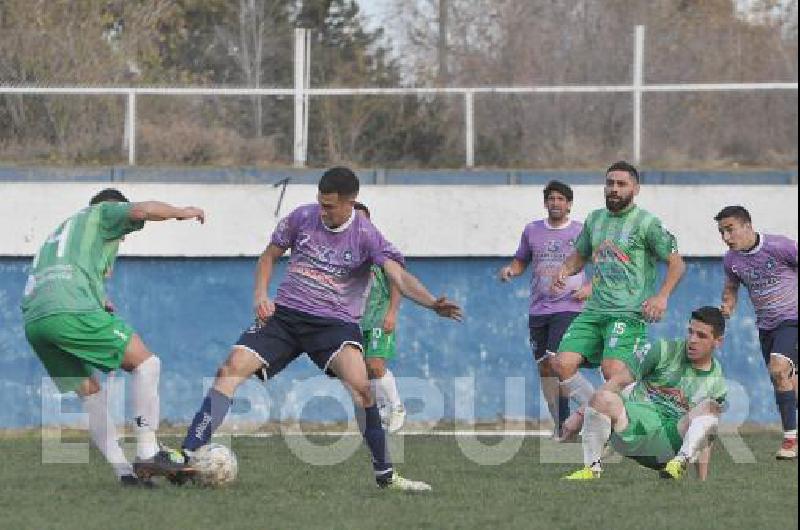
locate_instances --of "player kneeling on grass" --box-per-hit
[564,306,727,481]
[153,167,462,491]
[21,189,205,487]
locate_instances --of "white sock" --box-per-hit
[582,406,611,469]
[560,372,594,409]
[678,415,719,461]
[376,370,402,410]
[784,429,797,440]
[131,356,161,459]
[82,388,133,478]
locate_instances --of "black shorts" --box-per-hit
[759,320,798,369]
[529,312,580,363]
[236,305,362,379]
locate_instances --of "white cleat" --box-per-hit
[380,472,432,492]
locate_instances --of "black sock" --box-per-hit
[182,388,231,451]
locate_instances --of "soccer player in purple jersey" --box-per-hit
[716,205,798,460]
[175,167,462,491]
[499,180,591,440]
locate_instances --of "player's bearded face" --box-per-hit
[604,171,638,212]
[318,192,354,229]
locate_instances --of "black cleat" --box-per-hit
[133,448,196,483]
[120,474,156,488]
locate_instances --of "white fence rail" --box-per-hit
[0,26,797,167]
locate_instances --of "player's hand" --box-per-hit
[642,294,668,322]
[103,299,116,314]
[551,268,568,292]
[254,293,275,322]
[382,312,397,333]
[178,207,205,224]
[498,266,514,282]
[719,302,733,318]
[432,296,463,322]
[571,283,592,301]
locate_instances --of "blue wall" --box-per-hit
[0,257,775,427]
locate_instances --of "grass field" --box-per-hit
[0,432,796,530]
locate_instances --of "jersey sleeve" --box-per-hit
[364,226,405,268]
[638,339,664,379]
[644,217,678,261]
[722,253,741,286]
[270,207,303,250]
[574,215,593,259]
[99,202,145,240]
[774,236,798,269]
[513,227,532,263]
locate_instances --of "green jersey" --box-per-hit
[361,265,390,330]
[21,202,144,323]
[575,205,677,316]
[628,338,727,421]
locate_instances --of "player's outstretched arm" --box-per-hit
[382,259,462,321]
[642,253,685,322]
[130,201,205,223]
[720,277,739,318]
[253,244,286,321]
[382,280,402,333]
[498,259,527,282]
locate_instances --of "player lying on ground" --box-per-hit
[21,189,205,487]
[354,201,406,433]
[564,306,727,481]
[148,167,462,491]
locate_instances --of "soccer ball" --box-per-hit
[191,443,238,487]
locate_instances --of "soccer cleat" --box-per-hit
[776,437,798,460]
[378,472,432,492]
[386,405,406,434]
[120,474,156,488]
[659,457,687,480]
[133,446,196,483]
[562,466,601,480]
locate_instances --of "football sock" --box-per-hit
[376,370,402,409]
[677,414,719,461]
[356,405,393,479]
[775,390,797,433]
[131,356,161,459]
[582,406,611,470]
[182,388,231,451]
[82,388,133,478]
[560,372,594,408]
[557,396,571,429]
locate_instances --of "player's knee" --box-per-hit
[768,359,793,387]
[366,360,386,379]
[352,382,373,408]
[76,377,101,397]
[538,356,557,378]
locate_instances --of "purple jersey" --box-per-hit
[514,219,586,315]
[270,204,404,324]
[724,233,798,330]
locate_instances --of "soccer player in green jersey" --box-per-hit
[552,161,685,439]
[564,306,727,481]
[354,202,406,433]
[21,188,205,486]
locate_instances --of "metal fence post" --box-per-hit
[294,28,308,168]
[465,91,475,168]
[633,25,645,165]
[127,91,136,166]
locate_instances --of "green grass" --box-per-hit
[0,433,796,530]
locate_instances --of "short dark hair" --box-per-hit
[606,160,639,183]
[691,306,726,337]
[90,188,129,205]
[318,166,359,197]
[714,205,751,224]
[543,180,573,202]
[353,201,370,218]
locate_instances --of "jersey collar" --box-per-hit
[543,218,572,230]
[740,233,764,255]
[322,209,356,233]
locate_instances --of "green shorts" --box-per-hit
[557,311,649,379]
[610,399,683,470]
[362,328,396,359]
[24,311,135,393]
